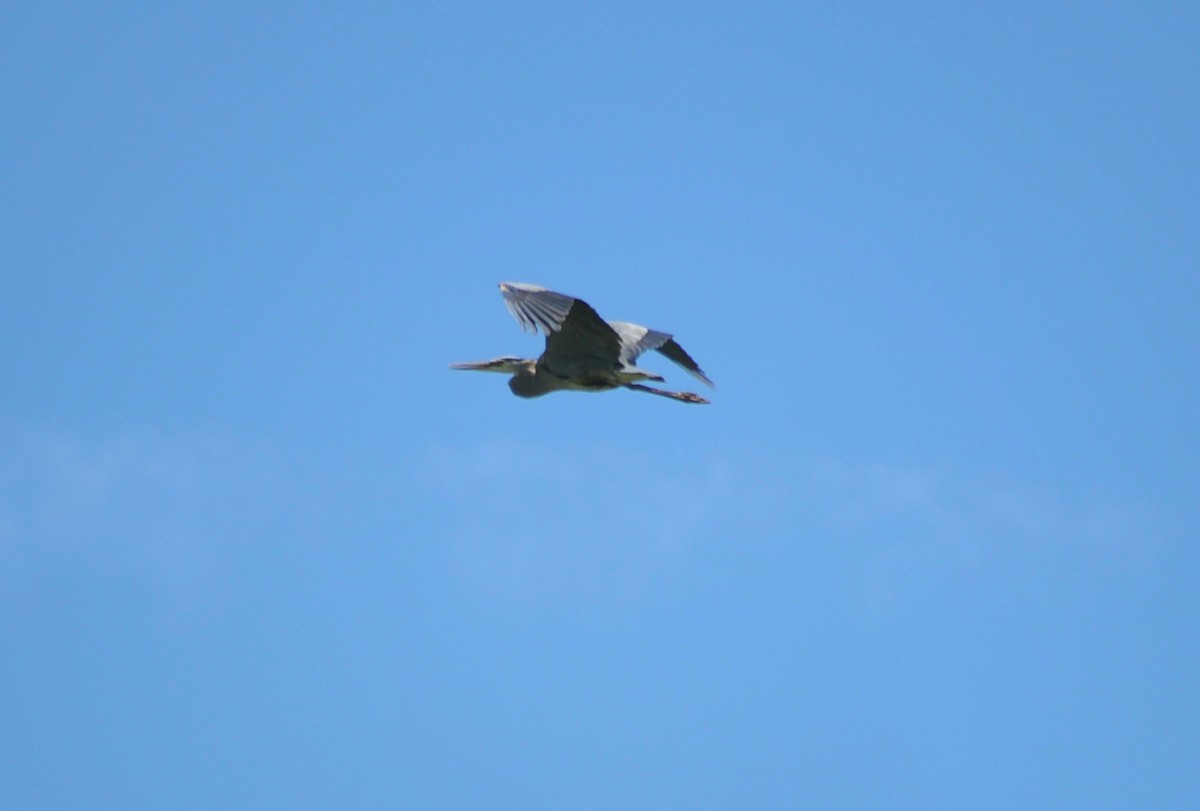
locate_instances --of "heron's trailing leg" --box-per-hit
[624,383,710,404]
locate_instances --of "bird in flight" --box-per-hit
[451,283,713,404]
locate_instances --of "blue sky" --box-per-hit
[3,1,1198,807]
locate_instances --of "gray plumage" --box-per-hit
[451,282,713,404]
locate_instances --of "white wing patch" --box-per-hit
[609,320,712,387]
[608,321,669,361]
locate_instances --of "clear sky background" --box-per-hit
[3,2,1198,807]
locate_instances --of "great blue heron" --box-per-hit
[451,283,713,404]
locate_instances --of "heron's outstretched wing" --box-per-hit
[500,282,574,334]
[499,282,621,363]
[609,321,713,387]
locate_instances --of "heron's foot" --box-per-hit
[625,382,710,404]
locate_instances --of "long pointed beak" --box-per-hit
[450,359,518,373]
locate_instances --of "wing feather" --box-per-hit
[499,282,622,365]
[499,282,575,335]
[609,321,713,387]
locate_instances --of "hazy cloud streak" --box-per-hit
[413,438,1145,606]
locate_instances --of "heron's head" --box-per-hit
[449,356,535,376]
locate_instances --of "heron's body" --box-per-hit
[452,283,713,404]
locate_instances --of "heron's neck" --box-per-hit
[507,362,550,398]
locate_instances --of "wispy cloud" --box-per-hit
[809,458,1139,551]
[798,457,1151,609]
[413,437,741,605]
[415,438,1147,607]
[0,424,276,596]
